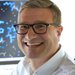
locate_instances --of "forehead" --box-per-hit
[18,8,53,23]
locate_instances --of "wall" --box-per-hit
[53,0,75,59]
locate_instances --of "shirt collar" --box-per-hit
[23,46,65,75]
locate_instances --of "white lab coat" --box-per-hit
[11,47,75,75]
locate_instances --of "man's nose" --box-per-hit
[25,27,36,40]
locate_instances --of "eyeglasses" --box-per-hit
[14,23,58,35]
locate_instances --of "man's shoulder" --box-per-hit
[11,57,26,75]
[54,54,75,75]
[53,53,75,75]
[61,54,75,66]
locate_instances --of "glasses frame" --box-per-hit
[14,23,58,35]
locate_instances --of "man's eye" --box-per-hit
[35,24,46,29]
[20,25,29,29]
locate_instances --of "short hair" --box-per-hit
[19,0,61,26]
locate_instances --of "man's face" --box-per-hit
[17,8,63,59]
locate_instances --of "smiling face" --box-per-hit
[17,8,63,59]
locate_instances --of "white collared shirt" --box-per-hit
[11,47,75,75]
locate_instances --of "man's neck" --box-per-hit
[29,55,49,72]
[29,45,61,72]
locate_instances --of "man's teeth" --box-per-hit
[26,43,42,46]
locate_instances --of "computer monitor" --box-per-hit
[0,1,25,64]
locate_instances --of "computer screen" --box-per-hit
[0,1,25,61]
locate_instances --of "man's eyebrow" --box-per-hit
[17,22,28,24]
[33,21,47,24]
[18,21,47,24]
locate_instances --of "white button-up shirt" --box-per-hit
[11,47,75,75]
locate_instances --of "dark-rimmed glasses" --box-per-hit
[14,23,58,35]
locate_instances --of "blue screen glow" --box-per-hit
[0,1,24,58]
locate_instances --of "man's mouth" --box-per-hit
[24,42,43,47]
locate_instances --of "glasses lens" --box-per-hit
[14,24,29,34]
[33,24,47,33]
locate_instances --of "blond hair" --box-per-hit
[19,0,61,26]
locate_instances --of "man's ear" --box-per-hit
[57,26,63,37]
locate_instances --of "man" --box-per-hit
[11,0,75,75]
